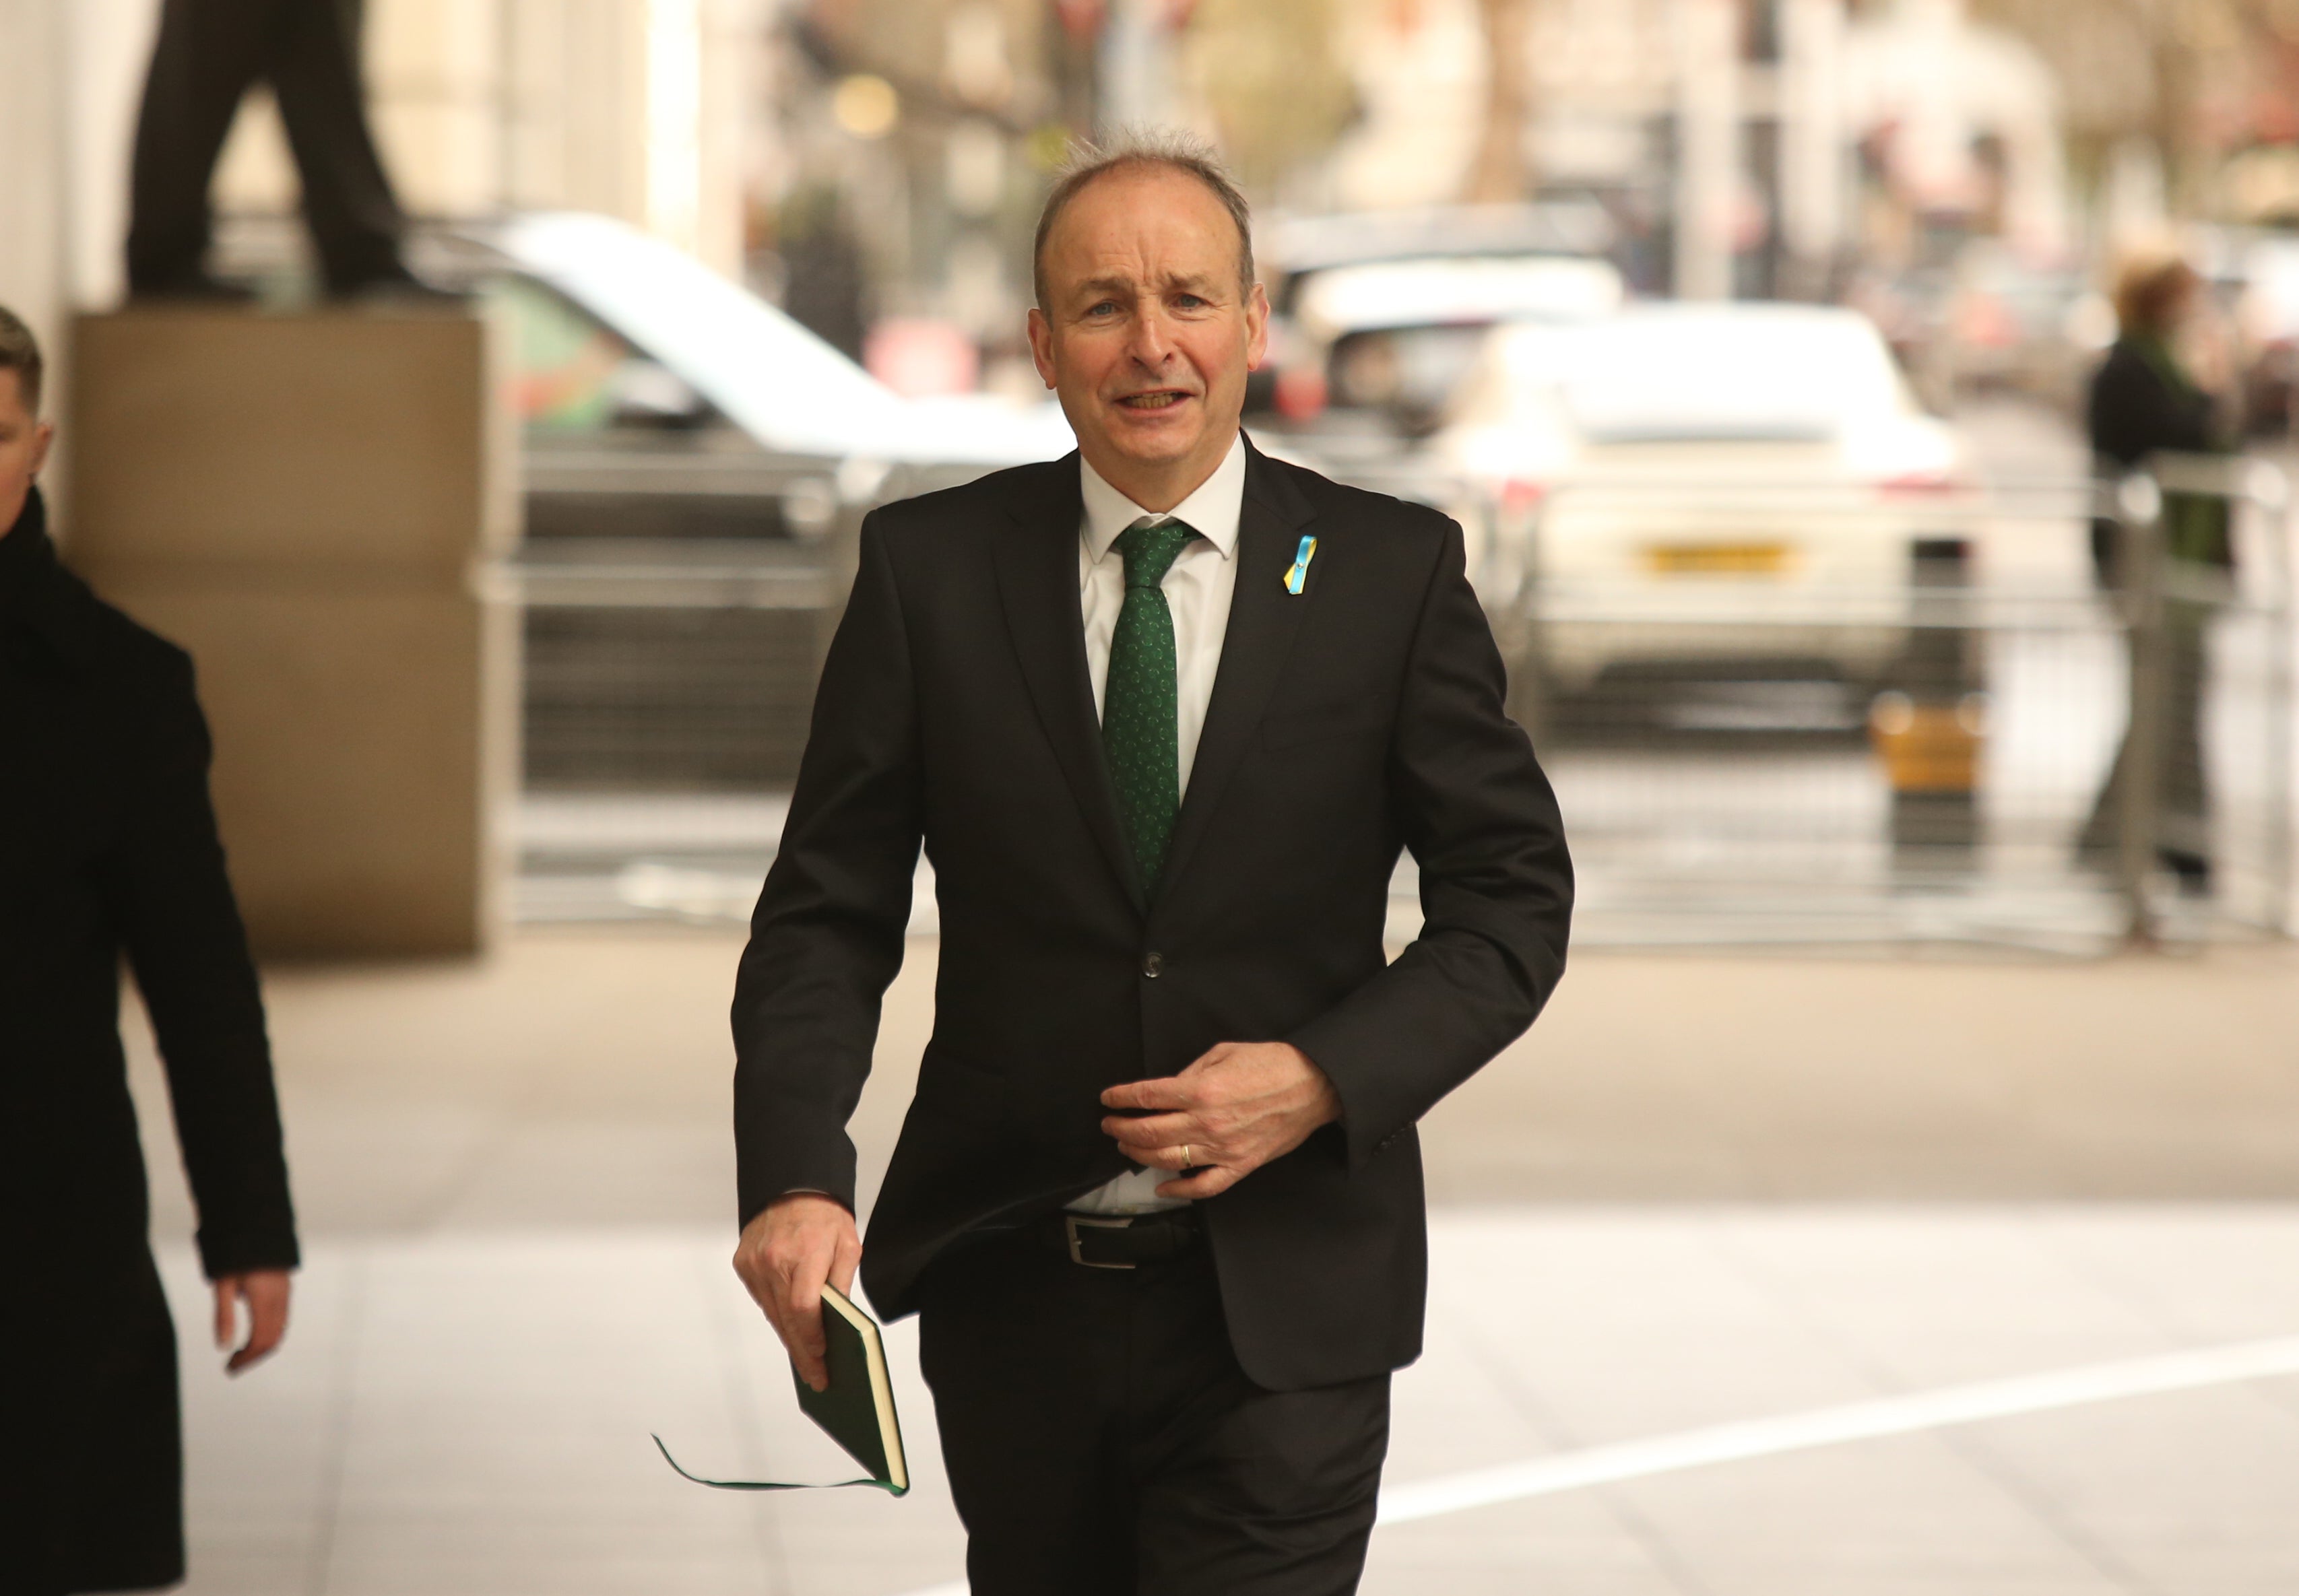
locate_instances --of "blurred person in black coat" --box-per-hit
[126,0,424,299]
[0,307,298,1593]
[2079,256,2234,888]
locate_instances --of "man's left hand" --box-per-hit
[1100,1041,1342,1199]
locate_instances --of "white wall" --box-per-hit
[0,0,67,352]
[63,0,164,312]
[0,0,70,523]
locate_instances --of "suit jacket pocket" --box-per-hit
[1259,694,1392,752]
[913,1043,1011,1115]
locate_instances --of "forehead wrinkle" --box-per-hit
[1078,267,1220,290]
[1064,265,1229,304]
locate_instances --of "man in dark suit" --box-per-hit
[730,133,1572,1595]
[0,306,298,1593]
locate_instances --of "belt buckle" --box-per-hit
[1065,1213,1138,1269]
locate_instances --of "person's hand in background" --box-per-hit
[213,1270,290,1374]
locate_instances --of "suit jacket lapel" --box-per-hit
[1159,442,1317,895]
[991,455,1147,913]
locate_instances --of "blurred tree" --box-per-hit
[1182,0,1358,195]
[785,0,1056,331]
[807,0,1049,122]
[1464,0,1534,201]
[1970,0,2297,219]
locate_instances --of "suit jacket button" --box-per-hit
[1140,952,1165,978]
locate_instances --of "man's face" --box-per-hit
[1029,167,1269,503]
[0,370,52,533]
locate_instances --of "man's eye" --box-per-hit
[1174,295,1207,310]
[1086,301,1119,317]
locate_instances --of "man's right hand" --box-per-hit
[732,1193,864,1391]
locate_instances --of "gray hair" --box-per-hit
[0,304,42,415]
[1031,128,1255,311]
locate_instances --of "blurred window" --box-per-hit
[488,275,709,434]
[1330,325,1494,421]
[1301,257,1623,429]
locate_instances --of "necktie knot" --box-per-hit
[1113,519,1197,591]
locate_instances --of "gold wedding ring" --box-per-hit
[1180,1143,1194,1168]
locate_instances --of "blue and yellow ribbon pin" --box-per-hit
[1283,535,1318,595]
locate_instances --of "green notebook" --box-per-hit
[654,1284,909,1495]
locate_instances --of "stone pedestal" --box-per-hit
[68,307,517,957]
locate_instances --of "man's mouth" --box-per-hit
[1118,391,1190,411]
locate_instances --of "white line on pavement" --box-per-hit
[888,1331,2299,1596]
[1378,1331,2299,1523]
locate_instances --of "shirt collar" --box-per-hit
[1079,432,1248,564]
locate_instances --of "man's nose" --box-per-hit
[1127,303,1175,366]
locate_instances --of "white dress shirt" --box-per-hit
[1066,433,1248,1216]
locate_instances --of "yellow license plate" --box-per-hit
[1644,542,1791,575]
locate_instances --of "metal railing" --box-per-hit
[1451,457,2295,952]
[498,452,2295,954]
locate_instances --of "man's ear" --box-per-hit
[1245,282,1272,372]
[29,421,52,479]
[1027,307,1060,390]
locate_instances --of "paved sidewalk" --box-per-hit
[161,1208,2299,1596]
[130,929,2299,1242]
[117,928,2299,1593]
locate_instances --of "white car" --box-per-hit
[490,212,1074,471]
[1293,255,1623,419]
[1263,253,1624,440]
[1433,303,1970,702]
[446,214,1074,790]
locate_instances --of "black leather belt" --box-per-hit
[1040,1207,1202,1269]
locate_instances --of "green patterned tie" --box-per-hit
[1103,517,1200,892]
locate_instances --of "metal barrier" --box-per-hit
[1469,457,2294,952]
[500,451,2294,954]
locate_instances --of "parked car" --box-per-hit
[1848,245,2109,417]
[486,212,1072,470]
[430,213,1068,790]
[1249,199,1619,442]
[1262,199,1618,290]
[1939,242,2108,413]
[1278,255,1623,444]
[1431,303,1974,733]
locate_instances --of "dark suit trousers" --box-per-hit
[919,1230,1390,1596]
[127,0,405,293]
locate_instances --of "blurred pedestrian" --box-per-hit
[730,133,1572,1593]
[126,0,429,300]
[0,306,298,1594]
[2079,255,2234,890]
[776,186,870,362]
